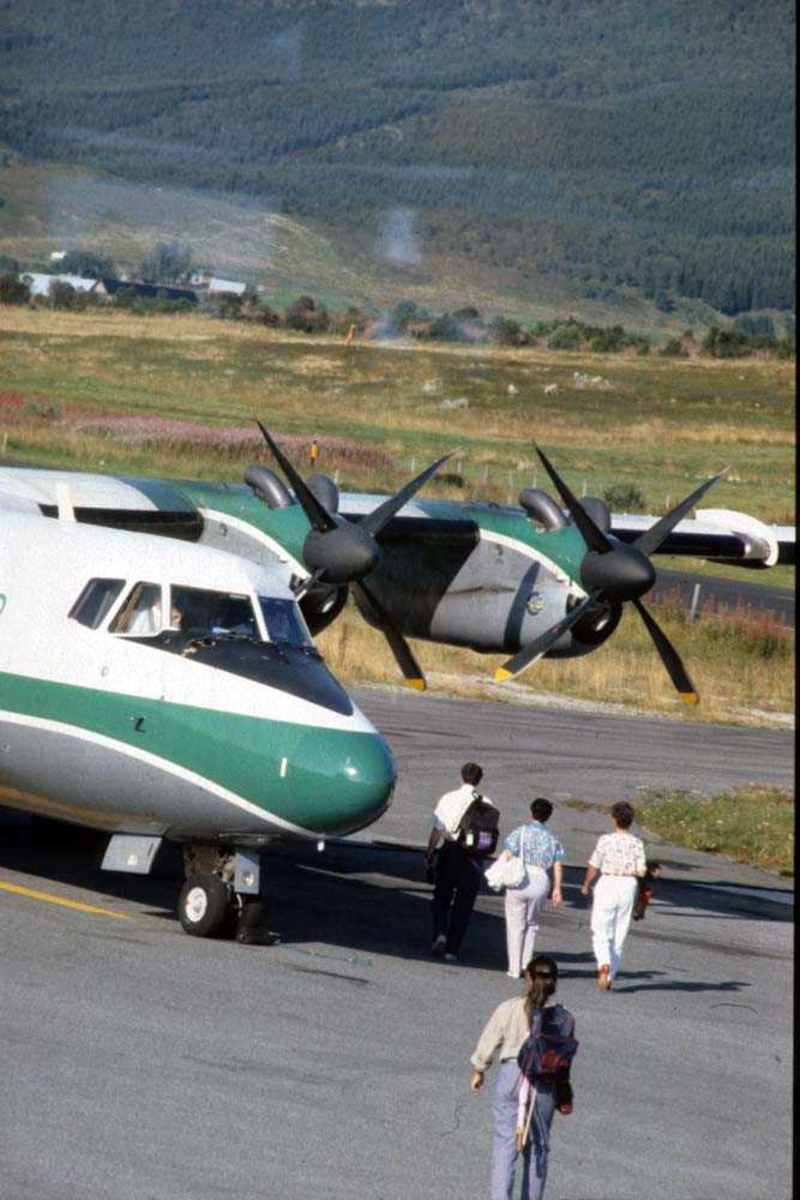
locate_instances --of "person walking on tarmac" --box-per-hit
[501,798,565,979]
[425,762,495,963]
[581,801,647,990]
[470,955,577,1200]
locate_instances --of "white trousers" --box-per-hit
[504,867,551,976]
[591,875,637,979]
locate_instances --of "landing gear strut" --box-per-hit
[179,845,269,943]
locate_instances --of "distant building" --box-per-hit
[95,278,199,304]
[207,277,247,298]
[20,272,99,297]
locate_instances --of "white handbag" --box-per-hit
[484,852,526,891]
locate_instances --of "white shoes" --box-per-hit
[431,935,447,958]
[444,953,458,963]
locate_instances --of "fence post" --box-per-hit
[410,457,416,473]
[581,479,587,496]
[333,467,340,485]
[483,465,489,483]
[689,582,701,621]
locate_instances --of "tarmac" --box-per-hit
[0,688,793,1200]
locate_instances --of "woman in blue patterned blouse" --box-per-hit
[501,798,565,978]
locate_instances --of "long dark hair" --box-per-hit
[524,954,558,1021]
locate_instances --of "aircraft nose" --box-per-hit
[290,725,396,836]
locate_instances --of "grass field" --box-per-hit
[318,593,794,727]
[1,307,794,727]
[0,308,794,523]
[637,785,794,875]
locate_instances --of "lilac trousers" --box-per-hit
[504,867,551,977]
[490,1060,556,1200]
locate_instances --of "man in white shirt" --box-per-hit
[424,762,494,963]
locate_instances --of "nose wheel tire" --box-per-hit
[178,873,232,937]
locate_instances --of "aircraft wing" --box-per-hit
[0,467,203,538]
[610,509,795,567]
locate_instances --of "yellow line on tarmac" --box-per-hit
[0,880,131,920]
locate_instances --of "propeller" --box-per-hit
[495,445,724,704]
[256,423,452,689]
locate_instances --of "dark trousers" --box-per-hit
[432,841,482,954]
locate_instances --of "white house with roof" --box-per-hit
[20,273,100,298]
[207,277,247,297]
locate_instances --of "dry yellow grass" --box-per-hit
[318,599,794,727]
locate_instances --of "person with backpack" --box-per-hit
[424,762,498,963]
[499,798,565,978]
[470,955,577,1200]
[580,801,648,990]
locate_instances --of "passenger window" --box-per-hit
[69,578,126,630]
[110,582,163,637]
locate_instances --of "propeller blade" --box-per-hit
[256,422,337,533]
[360,451,455,538]
[632,597,699,704]
[352,579,427,691]
[494,597,593,682]
[633,472,724,558]
[534,445,613,554]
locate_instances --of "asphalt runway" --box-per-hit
[0,692,793,1200]
[652,568,795,627]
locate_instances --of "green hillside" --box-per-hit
[0,0,794,316]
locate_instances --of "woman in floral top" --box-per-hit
[500,798,564,978]
[581,801,647,990]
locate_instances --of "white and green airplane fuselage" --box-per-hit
[0,513,395,845]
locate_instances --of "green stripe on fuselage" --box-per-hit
[0,672,393,836]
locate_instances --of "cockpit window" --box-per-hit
[170,586,258,639]
[259,597,312,647]
[69,578,126,629]
[110,582,163,636]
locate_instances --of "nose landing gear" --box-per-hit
[179,845,271,944]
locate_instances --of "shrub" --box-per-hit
[218,294,244,320]
[489,315,526,346]
[702,326,752,358]
[588,325,628,353]
[547,323,583,350]
[0,273,30,305]
[49,280,78,310]
[57,249,116,278]
[659,337,688,357]
[258,305,281,328]
[429,313,472,343]
[603,482,647,512]
[139,239,193,284]
[285,295,329,333]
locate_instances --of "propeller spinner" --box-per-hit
[255,422,452,690]
[495,445,724,704]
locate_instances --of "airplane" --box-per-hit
[0,499,396,940]
[0,433,793,707]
